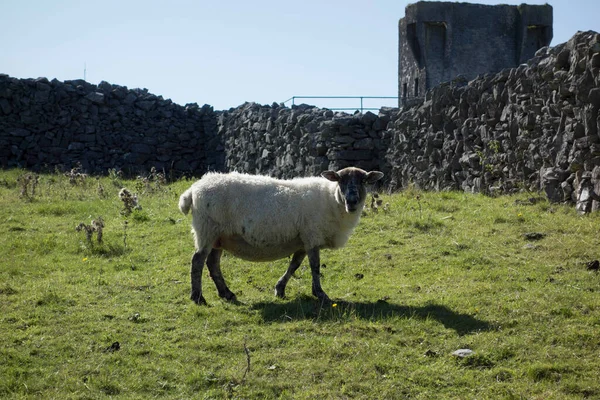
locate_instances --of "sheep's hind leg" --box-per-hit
[307,247,331,303]
[206,248,237,302]
[191,250,209,305]
[275,250,306,298]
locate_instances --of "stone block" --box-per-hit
[68,142,85,151]
[85,92,105,104]
[0,98,12,114]
[131,143,153,154]
[353,137,374,150]
[10,128,30,137]
[335,150,373,161]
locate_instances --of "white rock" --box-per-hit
[452,349,474,358]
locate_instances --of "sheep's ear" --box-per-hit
[321,170,340,182]
[365,171,384,184]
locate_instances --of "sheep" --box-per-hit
[178,167,384,305]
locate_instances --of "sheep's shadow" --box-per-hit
[250,296,492,336]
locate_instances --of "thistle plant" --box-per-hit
[136,167,167,193]
[96,178,106,198]
[75,223,93,242]
[76,216,104,244]
[92,217,104,243]
[119,188,140,216]
[17,173,39,200]
[370,193,383,212]
[108,168,123,188]
[64,163,88,186]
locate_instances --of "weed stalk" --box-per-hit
[17,173,39,200]
[123,220,128,249]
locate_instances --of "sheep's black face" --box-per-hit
[340,171,363,212]
[322,167,384,213]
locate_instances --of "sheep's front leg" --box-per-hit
[206,248,237,302]
[275,250,306,298]
[191,250,209,305]
[307,247,330,303]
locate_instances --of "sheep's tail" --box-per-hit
[179,188,194,215]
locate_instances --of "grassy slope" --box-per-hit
[1,169,599,399]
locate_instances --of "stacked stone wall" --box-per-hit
[386,30,600,211]
[0,76,222,176]
[217,103,392,179]
[1,31,599,210]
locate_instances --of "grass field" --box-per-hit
[1,168,600,399]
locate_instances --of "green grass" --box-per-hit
[1,169,600,399]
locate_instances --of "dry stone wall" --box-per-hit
[0,76,222,176]
[0,76,392,179]
[385,30,600,211]
[1,31,599,210]
[217,103,392,179]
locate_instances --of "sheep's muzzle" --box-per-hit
[343,187,361,212]
[345,198,360,213]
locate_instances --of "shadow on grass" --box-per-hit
[250,296,491,336]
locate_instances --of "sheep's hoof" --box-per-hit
[220,291,237,302]
[191,292,207,305]
[314,291,331,304]
[275,285,286,298]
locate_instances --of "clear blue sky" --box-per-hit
[1,0,598,111]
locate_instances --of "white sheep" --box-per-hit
[178,167,384,305]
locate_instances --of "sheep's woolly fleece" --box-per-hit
[179,171,364,261]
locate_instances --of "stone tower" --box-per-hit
[398,1,553,106]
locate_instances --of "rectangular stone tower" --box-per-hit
[398,1,553,106]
